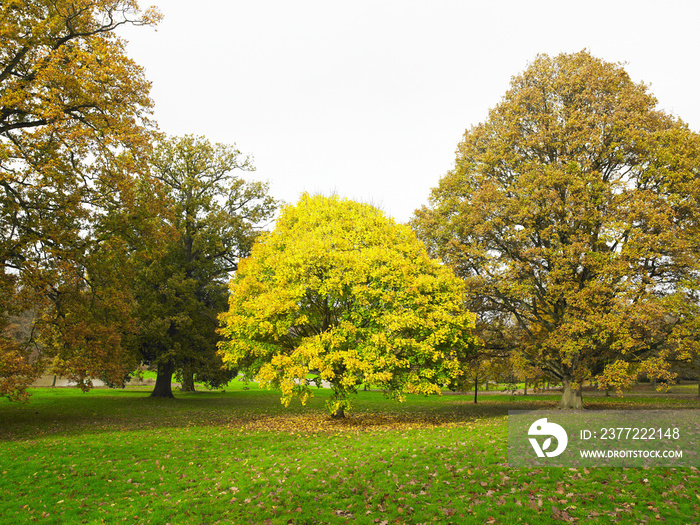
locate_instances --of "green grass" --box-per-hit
[1,385,699,524]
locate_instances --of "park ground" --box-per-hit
[1,380,699,524]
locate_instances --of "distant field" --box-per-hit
[1,384,699,524]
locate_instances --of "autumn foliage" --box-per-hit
[2,7,698,417]
[218,194,478,417]
[414,51,700,408]
[0,0,160,398]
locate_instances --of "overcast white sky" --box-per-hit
[120,1,700,223]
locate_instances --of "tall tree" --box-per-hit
[413,51,700,408]
[131,135,277,398]
[218,194,479,418]
[0,0,160,399]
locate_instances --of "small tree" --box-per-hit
[413,50,700,409]
[457,349,510,404]
[218,194,478,417]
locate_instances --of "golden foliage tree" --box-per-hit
[218,194,478,417]
[0,0,160,399]
[413,51,700,409]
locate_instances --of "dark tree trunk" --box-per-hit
[523,378,528,396]
[474,374,478,404]
[150,362,175,398]
[181,367,195,392]
[559,378,584,409]
[330,386,347,418]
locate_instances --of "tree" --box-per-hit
[413,51,700,409]
[129,135,277,398]
[456,347,510,404]
[218,194,479,418]
[0,0,160,399]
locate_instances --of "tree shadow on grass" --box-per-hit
[1,388,697,442]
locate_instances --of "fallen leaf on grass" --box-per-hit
[552,505,577,522]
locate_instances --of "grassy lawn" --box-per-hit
[1,383,699,524]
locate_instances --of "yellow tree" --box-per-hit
[218,194,478,417]
[0,0,160,399]
[413,51,700,409]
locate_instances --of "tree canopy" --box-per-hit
[131,134,277,398]
[413,50,700,408]
[0,0,160,399]
[218,194,478,417]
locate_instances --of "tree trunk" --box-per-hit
[181,366,195,392]
[474,374,478,404]
[523,378,528,396]
[150,362,174,398]
[329,386,347,418]
[559,378,584,409]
